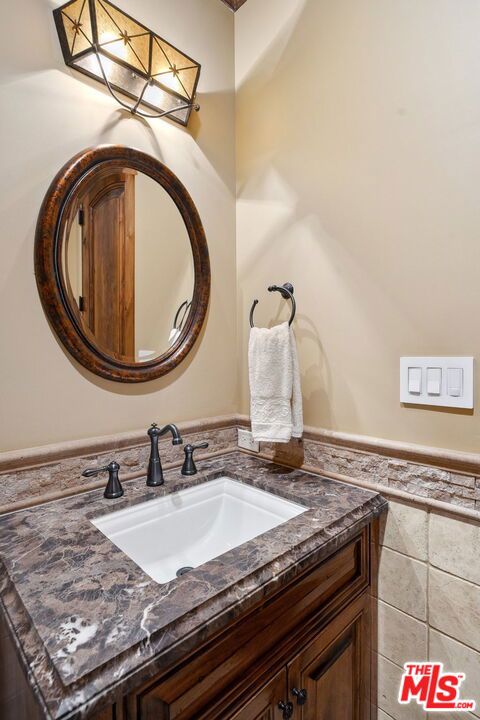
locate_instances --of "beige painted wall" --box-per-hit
[236,0,480,452]
[3,0,480,456]
[0,0,237,451]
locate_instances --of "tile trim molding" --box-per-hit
[0,415,236,473]
[5,413,479,476]
[237,416,480,520]
[236,416,480,476]
[1,414,480,519]
[0,416,238,514]
[267,452,480,523]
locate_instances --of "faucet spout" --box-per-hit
[159,423,183,446]
[146,423,183,487]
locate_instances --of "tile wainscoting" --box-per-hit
[2,414,480,517]
[237,417,480,518]
[0,416,238,513]
[375,502,480,720]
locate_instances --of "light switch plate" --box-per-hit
[238,429,260,453]
[400,357,474,409]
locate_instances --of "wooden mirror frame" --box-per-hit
[35,146,210,383]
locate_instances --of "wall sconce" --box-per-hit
[53,0,201,125]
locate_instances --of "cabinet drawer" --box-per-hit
[135,528,369,720]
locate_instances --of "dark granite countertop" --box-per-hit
[0,451,387,719]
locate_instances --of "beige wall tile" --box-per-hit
[378,548,427,620]
[378,711,395,720]
[430,513,480,586]
[378,601,427,668]
[430,630,480,718]
[378,655,426,719]
[429,568,480,653]
[380,501,428,561]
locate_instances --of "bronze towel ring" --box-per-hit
[249,283,296,328]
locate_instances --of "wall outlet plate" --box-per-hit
[238,429,259,453]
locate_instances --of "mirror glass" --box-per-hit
[61,166,194,364]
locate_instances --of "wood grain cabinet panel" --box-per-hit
[228,670,287,720]
[0,611,42,720]
[288,594,371,720]
[135,594,371,720]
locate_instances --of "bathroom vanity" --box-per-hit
[0,453,386,720]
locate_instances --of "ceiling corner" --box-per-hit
[220,0,248,11]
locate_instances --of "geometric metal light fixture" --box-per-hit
[53,0,201,125]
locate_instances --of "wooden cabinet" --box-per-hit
[219,594,370,720]
[132,529,373,720]
[229,670,287,720]
[287,594,370,720]
[0,611,43,720]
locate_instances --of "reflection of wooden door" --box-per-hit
[81,170,135,360]
[287,595,370,720]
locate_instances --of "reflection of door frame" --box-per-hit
[63,197,81,316]
[80,169,136,361]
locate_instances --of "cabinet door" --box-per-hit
[228,669,288,720]
[287,594,370,720]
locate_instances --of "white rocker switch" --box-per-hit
[427,367,442,396]
[400,357,473,409]
[408,367,422,394]
[447,368,463,397]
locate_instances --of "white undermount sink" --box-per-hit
[91,477,307,584]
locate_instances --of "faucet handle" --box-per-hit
[181,442,209,476]
[148,422,160,437]
[191,442,209,451]
[82,461,118,478]
[82,461,124,500]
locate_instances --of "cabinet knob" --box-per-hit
[278,700,294,719]
[291,687,308,705]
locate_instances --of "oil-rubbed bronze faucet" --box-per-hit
[147,423,183,487]
[181,442,209,476]
[82,461,123,499]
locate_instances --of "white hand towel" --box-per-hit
[248,321,303,443]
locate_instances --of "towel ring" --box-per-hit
[173,300,192,332]
[249,283,296,328]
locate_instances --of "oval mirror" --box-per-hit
[35,146,210,382]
